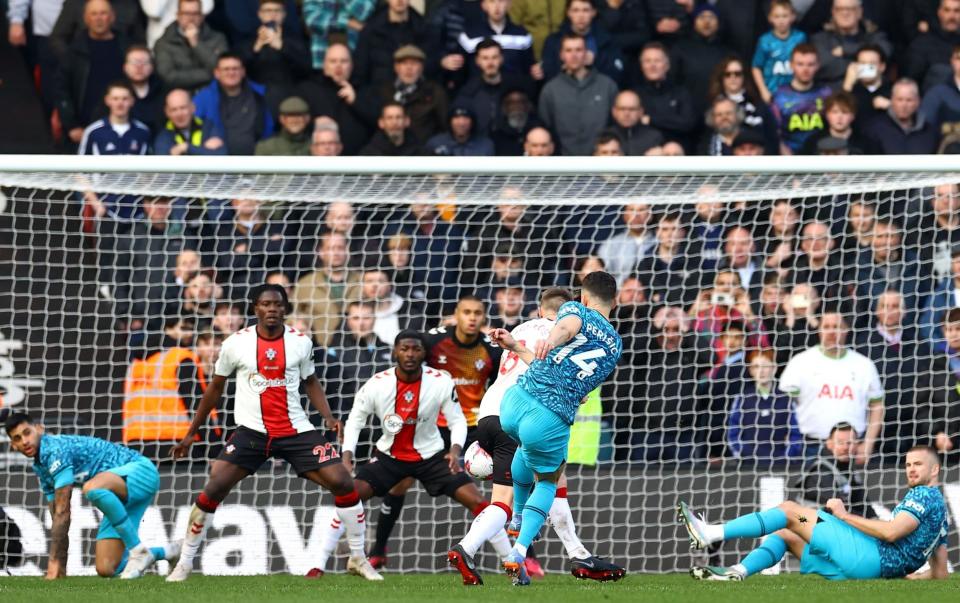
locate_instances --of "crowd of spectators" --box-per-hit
[8,0,960,467]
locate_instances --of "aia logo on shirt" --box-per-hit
[818,384,854,400]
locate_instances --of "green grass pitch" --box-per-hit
[2,573,959,603]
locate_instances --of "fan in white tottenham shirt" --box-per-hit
[343,367,467,460]
[214,325,316,436]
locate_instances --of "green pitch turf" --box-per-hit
[2,573,959,603]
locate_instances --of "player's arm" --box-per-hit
[442,385,468,473]
[172,374,227,458]
[825,498,919,543]
[303,374,342,440]
[491,314,583,364]
[859,398,884,463]
[907,545,949,580]
[46,485,72,579]
[341,385,373,472]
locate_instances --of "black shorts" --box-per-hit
[217,426,341,476]
[355,450,473,498]
[475,415,518,487]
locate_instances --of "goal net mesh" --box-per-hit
[1,164,959,576]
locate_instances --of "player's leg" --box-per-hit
[691,528,802,582]
[93,538,126,577]
[552,473,627,581]
[368,477,413,568]
[448,481,512,560]
[679,499,816,550]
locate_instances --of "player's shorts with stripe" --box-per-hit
[356,450,472,498]
[475,415,518,487]
[97,457,160,541]
[217,426,341,475]
[799,511,883,580]
[499,385,569,474]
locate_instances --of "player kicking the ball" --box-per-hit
[306,330,512,574]
[678,445,949,581]
[448,287,626,585]
[166,284,380,582]
[5,412,179,579]
[489,272,623,586]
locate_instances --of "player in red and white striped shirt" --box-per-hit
[166,284,381,581]
[306,330,512,576]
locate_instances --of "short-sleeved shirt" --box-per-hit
[32,434,143,501]
[214,325,316,437]
[779,346,883,439]
[770,83,832,153]
[878,486,950,578]
[518,302,622,425]
[424,326,501,427]
[478,318,554,420]
[752,30,807,93]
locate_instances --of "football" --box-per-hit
[463,441,493,480]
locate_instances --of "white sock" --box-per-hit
[163,541,180,559]
[730,563,748,576]
[706,523,725,544]
[549,497,591,560]
[488,528,512,560]
[316,515,345,570]
[335,501,367,558]
[459,504,508,557]
[514,542,528,557]
[178,505,209,567]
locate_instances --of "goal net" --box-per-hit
[1,156,959,576]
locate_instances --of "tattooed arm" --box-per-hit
[46,486,72,579]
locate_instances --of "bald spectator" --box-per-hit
[906,0,960,91]
[154,0,227,91]
[374,45,448,144]
[597,203,655,286]
[609,90,663,155]
[359,102,423,156]
[539,33,618,155]
[56,0,130,145]
[709,226,765,302]
[292,231,362,347]
[50,0,145,60]
[866,78,940,154]
[810,0,893,88]
[789,220,848,302]
[254,96,312,155]
[154,88,226,155]
[296,42,372,156]
[310,118,344,156]
[192,53,274,155]
[632,42,697,148]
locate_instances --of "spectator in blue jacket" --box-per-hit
[154,89,226,155]
[865,78,940,154]
[727,349,802,464]
[78,81,152,157]
[192,52,274,155]
[541,0,624,85]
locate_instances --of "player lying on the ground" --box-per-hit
[448,287,625,585]
[166,284,381,582]
[678,445,949,581]
[489,272,623,586]
[306,330,511,575]
[5,412,179,579]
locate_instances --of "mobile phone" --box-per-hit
[791,294,810,309]
[857,63,878,80]
[710,292,734,306]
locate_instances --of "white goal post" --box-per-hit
[1,155,959,577]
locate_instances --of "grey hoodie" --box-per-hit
[538,68,619,155]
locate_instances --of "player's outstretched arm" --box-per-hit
[907,545,949,580]
[46,485,72,580]
[173,374,227,458]
[304,375,341,440]
[826,498,919,543]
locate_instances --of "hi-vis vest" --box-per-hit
[567,387,601,466]
[122,348,211,442]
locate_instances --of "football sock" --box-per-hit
[723,508,787,541]
[85,488,141,549]
[738,534,787,577]
[334,490,366,558]
[179,493,219,566]
[370,492,405,557]
[516,480,557,550]
[459,501,510,558]
[511,452,534,519]
[549,490,590,559]
[316,513,345,571]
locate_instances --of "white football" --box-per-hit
[464,441,493,480]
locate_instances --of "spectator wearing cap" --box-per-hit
[906,0,960,92]
[489,88,543,156]
[632,42,698,150]
[731,128,766,155]
[457,0,535,82]
[541,0,624,85]
[374,44,448,144]
[455,39,535,135]
[920,44,960,137]
[236,0,311,119]
[865,78,940,154]
[359,102,422,155]
[669,4,734,116]
[609,90,663,156]
[810,0,893,89]
[153,0,228,91]
[310,117,344,156]
[296,42,373,156]
[154,88,226,155]
[354,0,436,88]
[539,33,618,156]
[698,97,743,156]
[192,52,274,155]
[301,0,375,70]
[425,105,495,156]
[800,91,870,155]
[254,96,312,155]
